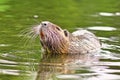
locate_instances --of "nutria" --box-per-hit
[33,21,101,54]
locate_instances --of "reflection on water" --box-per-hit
[36,53,99,80]
[87,26,116,31]
[99,12,120,16]
[0,44,11,47]
[36,50,120,80]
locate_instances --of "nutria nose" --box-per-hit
[41,21,49,27]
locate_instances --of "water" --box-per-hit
[0,0,120,80]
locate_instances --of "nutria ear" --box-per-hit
[64,29,69,37]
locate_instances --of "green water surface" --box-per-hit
[0,0,120,80]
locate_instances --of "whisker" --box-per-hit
[20,31,33,44]
[23,31,35,39]
[28,34,38,48]
[23,33,35,47]
[19,29,33,44]
[19,25,40,50]
[28,33,37,46]
[19,27,33,36]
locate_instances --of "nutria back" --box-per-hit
[69,30,101,54]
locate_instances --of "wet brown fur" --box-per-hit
[39,21,101,54]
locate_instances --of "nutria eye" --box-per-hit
[43,23,47,26]
[56,27,61,31]
[41,22,47,26]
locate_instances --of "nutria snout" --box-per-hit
[33,21,101,54]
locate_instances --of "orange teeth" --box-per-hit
[40,29,44,39]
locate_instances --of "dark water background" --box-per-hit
[0,0,120,80]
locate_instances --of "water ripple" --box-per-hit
[87,26,116,31]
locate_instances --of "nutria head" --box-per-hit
[37,21,69,54]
